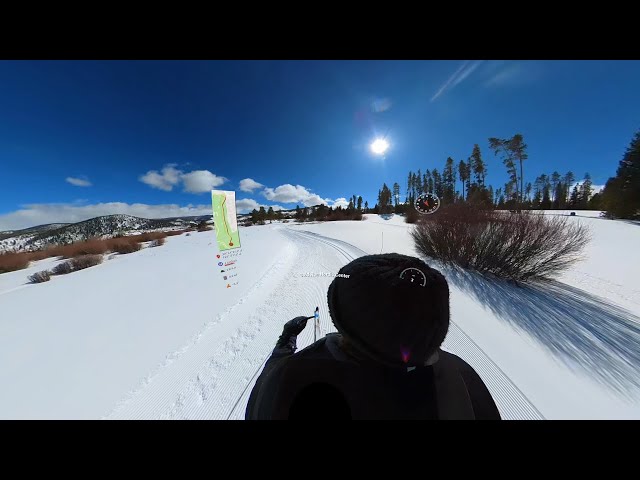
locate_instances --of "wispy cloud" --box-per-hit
[65,176,92,187]
[484,62,540,88]
[431,60,484,102]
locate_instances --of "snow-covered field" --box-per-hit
[1,213,639,419]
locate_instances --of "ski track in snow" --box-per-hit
[106,226,542,420]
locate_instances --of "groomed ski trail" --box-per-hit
[107,226,542,420]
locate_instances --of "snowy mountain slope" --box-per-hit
[0,214,212,253]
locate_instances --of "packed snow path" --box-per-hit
[107,227,542,420]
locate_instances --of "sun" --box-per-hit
[370,138,390,155]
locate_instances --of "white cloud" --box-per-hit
[139,164,226,193]
[570,182,605,198]
[181,170,226,193]
[139,165,182,191]
[431,60,484,102]
[331,197,350,208]
[262,184,329,207]
[65,176,92,187]
[239,178,264,193]
[0,202,215,231]
[235,198,285,214]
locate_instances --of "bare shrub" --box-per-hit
[29,270,51,283]
[133,232,168,243]
[71,255,103,270]
[110,239,141,254]
[62,239,109,258]
[52,260,74,275]
[0,253,31,273]
[198,226,214,232]
[405,207,419,224]
[411,204,591,281]
[150,237,165,247]
[28,250,52,261]
[185,233,191,236]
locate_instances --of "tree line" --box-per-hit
[373,132,618,214]
[248,129,639,222]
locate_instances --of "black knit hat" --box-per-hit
[327,253,450,368]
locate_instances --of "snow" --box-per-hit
[1,212,640,419]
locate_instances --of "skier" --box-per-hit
[245,253,501,420]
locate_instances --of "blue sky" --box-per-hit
[1,60,639,229]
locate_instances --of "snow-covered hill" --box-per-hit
[1,212,639,419]
[0,214,213,253]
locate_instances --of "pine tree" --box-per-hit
[250,208,259,224]
[541,183,551,209]
[553,182,563,209]
[510,134,528,205]
[258,206,267,223]
[489,136,521,206]
[569,185,580,209]
[550,171,561,203]
[378,183,393,214]
[470,144,487,187]
[458,159,468,200]
[392,183,400,206]
[589,192,603,210]
[432,169,443,199]
[411,172,417,199]
[602,130,640,217]
[267,206,274,223]
[364,200,369,212]
[416,169,423,195]
[443,157,456,203]
[564,171,575,205]
[465,158,472,195]
[357,196,363,211]
[407,172,413,203]
[495,187,502,205]
[581,173,593,209]
[425,169,434,193]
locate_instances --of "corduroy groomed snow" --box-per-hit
[327,253,450,367]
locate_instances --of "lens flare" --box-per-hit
[370,138,389,155]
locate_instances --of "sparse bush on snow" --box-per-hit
[150,238,165,247]
[52,260,74,275]
[71,255,103,270]
[411,204,591,281]
[110,240,141,254]
[405,207,419,224]
[28,270,51,283]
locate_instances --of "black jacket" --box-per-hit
[246,333,501,420]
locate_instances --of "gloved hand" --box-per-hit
[274,315,313,355]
